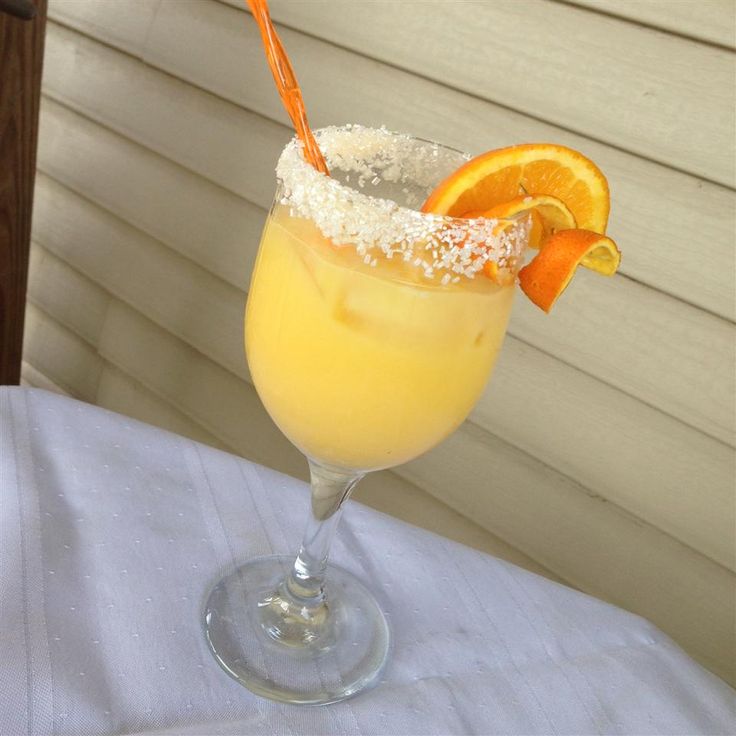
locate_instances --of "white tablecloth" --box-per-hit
[1,387,733,735]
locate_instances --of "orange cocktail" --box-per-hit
[246,198,517,471]
[203,0,621,708]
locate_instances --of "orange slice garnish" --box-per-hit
[423,143,609,233]
[518,229,621,312]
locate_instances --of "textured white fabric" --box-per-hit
[1,387,733,736]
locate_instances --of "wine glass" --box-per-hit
[203,125,529,705]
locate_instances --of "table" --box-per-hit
[2,387,734,735]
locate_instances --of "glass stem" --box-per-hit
[285,460,363,603]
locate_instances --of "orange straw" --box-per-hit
[246,0,329,175]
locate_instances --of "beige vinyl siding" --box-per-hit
[221,0,735,185]
[566,0,736,49]
[20,360,70,396]
[26,0,735,683]
[23,302,103,402]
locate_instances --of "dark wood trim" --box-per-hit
[0,0,46,385]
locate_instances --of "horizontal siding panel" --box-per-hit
[43,19,736,321]
[221,0,735,185]
[32,170,250,383]
[96,364,234,453]
[566,0,736,49]
[25,256,235,451]
[21,361,69,396]
[28,242,110,345]
[32,133,735,569]
[510,269,734,448]
[47,0,156,54]
[37,87,263,292]
[36,95,736,447]
[399,423,736,685]
[354,475,559,577]
[22,303,103,402]
[485,338,735,571]
[42,20,289,209]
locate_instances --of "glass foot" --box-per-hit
[203,555,391,705]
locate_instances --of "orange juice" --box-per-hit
[246,205,515,471]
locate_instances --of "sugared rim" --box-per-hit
[276,125,529,283]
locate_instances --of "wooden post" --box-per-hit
[0,0,46,384]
